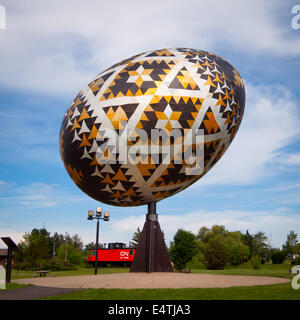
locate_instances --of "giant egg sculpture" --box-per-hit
[60,48,245,206]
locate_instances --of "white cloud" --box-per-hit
[77,208,300,248]
[0,0,299,94]
[0,181,11,195]
[192,83,300,186]
[0,182,87,208]
[266,183,300,192]
[276,153,300,166]
[0,229,24,248]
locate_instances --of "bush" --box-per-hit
[47,260,77,271]
[16,262,35,271]
[271,250,286,264]
[250,255,261,270]
[16,259,77,271]
[204,235,230,270]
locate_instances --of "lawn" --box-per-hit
[11,266,130,280]
[191,263,292,278]
[0,282,32,290]
[42,283,300,300]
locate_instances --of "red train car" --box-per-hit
[87,242,136,267]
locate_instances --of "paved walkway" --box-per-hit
[0,285,77,300]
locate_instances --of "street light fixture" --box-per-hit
[87,208,110,275]
[104,211,110,221]
[88,210,94,220]
[96,207,102,217]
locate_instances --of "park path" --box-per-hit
[0,286,77,300]
[13,272,290,289]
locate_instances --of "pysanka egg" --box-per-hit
[59,48,245,206]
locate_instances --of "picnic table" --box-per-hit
[36,270,50,277]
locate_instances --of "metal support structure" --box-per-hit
[130,202,173,273]
[87,209,110,276]
[94,219,100,275]
[6,247,12,283]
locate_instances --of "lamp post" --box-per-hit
[87,207,110,275]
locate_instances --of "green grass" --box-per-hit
[11,267,130,280]
[42,283,300,300]
[191,264,292,278]
[0,282,31,290]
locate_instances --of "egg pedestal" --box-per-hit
[130,202,173,272]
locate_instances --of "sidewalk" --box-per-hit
[0,286,77,300]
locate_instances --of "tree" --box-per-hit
[252,232,268,257]
[50,232,65,249]
[14,229,86,270]
[197,226,250,266]
[229,243,250,266]
[282,231,298,258]
[242,230,270,261]
[204,235,230,270]
[49,232,65,260]
[242,230,254,255]
[271,249,286,264]
[197,225,227,242]
[14,228,52,269]
[25,229,51,264]
[57,243,83,265]
[70,234,84,250]
[56,233,85,265]
[196,226,210,243]
[131,227,142,248]
[223,231,250,265]
[169,229,197,271]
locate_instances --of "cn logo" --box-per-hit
[120,251,129,257]
[0,4,6,30]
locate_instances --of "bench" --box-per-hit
[36,270,50,277]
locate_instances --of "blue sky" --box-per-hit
[1,0,300,248]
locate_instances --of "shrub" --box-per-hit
[250,255,261,270]
[15,259,78,271]
[16,262,35,271]
[204,235,230,270]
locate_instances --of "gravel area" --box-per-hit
[13,273,290,289]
